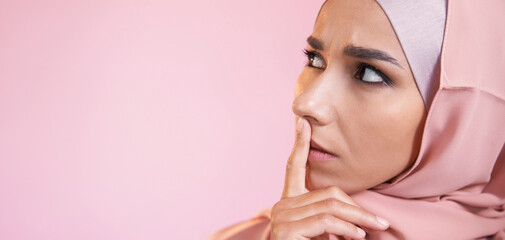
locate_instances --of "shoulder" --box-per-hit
[207,208,272,240]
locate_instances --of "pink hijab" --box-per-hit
[208,0,505,239]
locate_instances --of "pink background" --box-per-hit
[0,0,323,239]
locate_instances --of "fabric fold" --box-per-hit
[208,0,505,238]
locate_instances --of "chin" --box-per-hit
[306,169,367,195]
[306,170,338,190]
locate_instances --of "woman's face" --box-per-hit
[293,0,427,194]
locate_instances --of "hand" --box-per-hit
[269,118,390,240]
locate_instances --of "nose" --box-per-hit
[292,79,335,126]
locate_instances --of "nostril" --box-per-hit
[303,116,319,125]
[292,89,335,126]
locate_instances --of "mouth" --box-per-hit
[309,139,338,162]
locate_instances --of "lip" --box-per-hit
[309,139,338,162]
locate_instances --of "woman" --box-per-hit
[209,0,505,239]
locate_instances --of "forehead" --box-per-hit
[313,0,405,61]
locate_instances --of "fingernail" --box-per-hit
[357,227,366,238]
[376,216,390,227]
[297,118,304,132]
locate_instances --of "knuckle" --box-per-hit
[271,200,294,224]
[362,210,378,223]
[271,210,286,224]
[285,162,305,173]
[294,134,306,147]
[271,201,283,213]
[358,208,373,218]
[295,128,303,139]
[328,185,344,198]
[271,222,287,238]
[315,213,333,225]
[342,221,359,235]
[295,132,301,142]
[323,198,343,209]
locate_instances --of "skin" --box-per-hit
[296,0,426,194]
[270,0,427,239]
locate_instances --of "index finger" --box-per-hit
[282,117,311,199]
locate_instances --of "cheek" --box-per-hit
[343,90,425,176]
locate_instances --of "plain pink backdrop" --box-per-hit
[0,0,324,239]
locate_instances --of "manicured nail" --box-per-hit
[297,118,304,132]
[376,216,390,227]
[357,227,366,238]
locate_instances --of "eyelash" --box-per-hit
[354,63,393,86]
[303,49,393,87]
[303,49,325,69]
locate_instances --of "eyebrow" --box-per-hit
[306,36,403,69]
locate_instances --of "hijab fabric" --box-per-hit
[209,0,505,238]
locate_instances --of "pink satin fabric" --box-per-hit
[208,0,505,239]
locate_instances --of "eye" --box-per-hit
[353,63,392,86]
[303,49,326,69]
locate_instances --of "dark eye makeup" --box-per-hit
[303,49,326,69]
[353,63,393,87]
[303,49,393,87]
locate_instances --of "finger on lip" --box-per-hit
[282,118,312,198]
